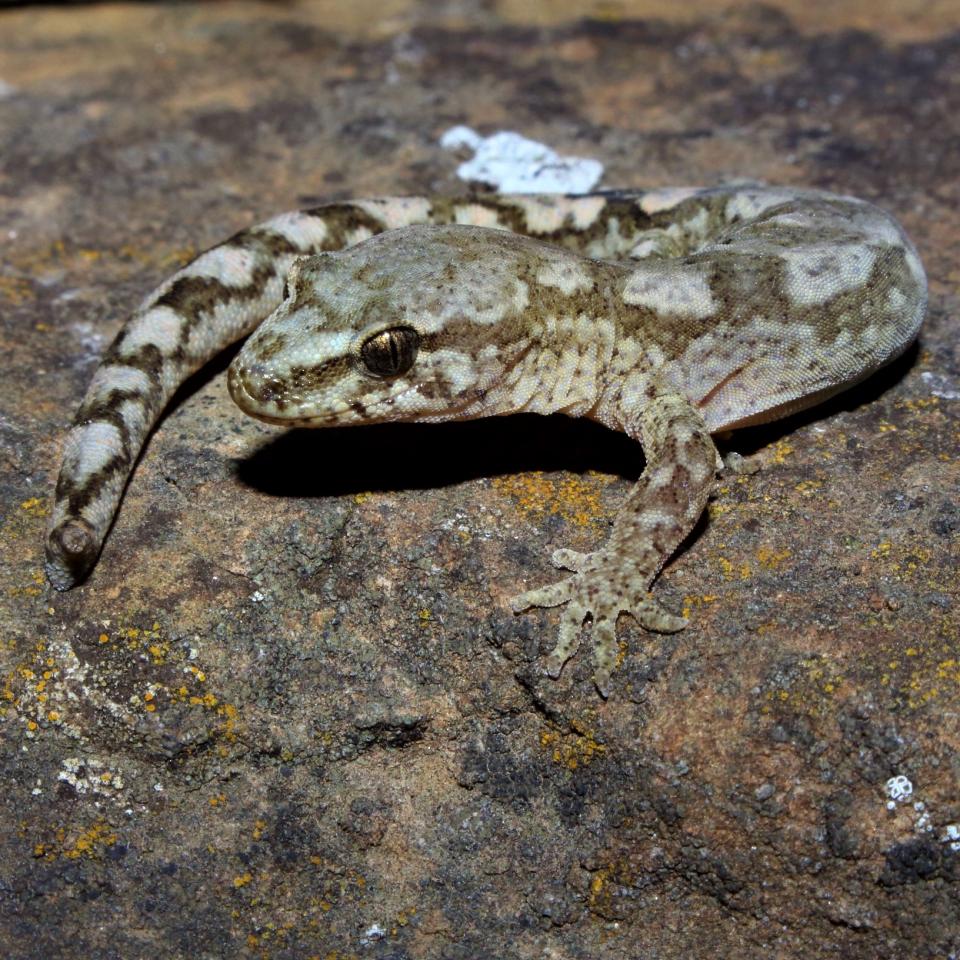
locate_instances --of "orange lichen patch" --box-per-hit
[19,498,48,517]
[8,568,46,599]
[756,545,791,569]
[793,479,823,496]
[216,702,242,745]
[589,868,608,903]
[209,793,228,807]
[895,396,941,412]
[768,440,794,466]
[0,275,33,305]
[64,821,117,859]
[716,554,751,581]
[163,678,240,743]
[7,234,179,280]
[89,623,243,744]
[615,636,628,670]
[189,691,219,708]
[681,593,720,618]
[707,496,733,519]
[252,818,267,840]
[493,470,607,528]
[391,906,417,934]
[759,655,847,720]
[33,819,118,861]
[869,539,934,582]
[3,639,66,730]
[874,623,960,710]
[93,620,167,653]
[147,641,170,664]
[233,872,253,888]
[585,856,650,921]
[540,721,606,770]
[308,859,367,892]
[760,623,959,719]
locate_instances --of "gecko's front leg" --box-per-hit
[511,393,718,696]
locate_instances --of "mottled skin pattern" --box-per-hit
[47,187,927,695]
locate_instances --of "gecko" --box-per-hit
[46,186,927,695]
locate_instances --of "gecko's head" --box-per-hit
[228,225,539,426]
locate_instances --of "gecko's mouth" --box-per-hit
[225,357,325,423]
[227,354,425,427]
[228,358,287,417]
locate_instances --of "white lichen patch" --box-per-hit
[58,756,126,802]
[943,824,960,852]
[885,774,914,806]
[441,125,603,194]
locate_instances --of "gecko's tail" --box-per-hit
[43,212,328,588]
[43,201,444,588]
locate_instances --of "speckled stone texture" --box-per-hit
[0,2,957,958]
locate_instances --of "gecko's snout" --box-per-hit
[228,356,285,417]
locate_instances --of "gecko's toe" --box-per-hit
[510,576,576,612]
[591,616,618,698]
[633,596,688,633]
[544,602,586,677]
[551,548,589,571]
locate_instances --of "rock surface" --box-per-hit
[0,2,957,957]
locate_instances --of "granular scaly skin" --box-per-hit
[46,187,927,694]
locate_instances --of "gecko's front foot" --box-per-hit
[510,547,687,697]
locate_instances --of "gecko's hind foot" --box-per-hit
[510,552,688,696]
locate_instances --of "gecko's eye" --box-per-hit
[360,326,420,378]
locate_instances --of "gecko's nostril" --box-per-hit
[228,359,279,410]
